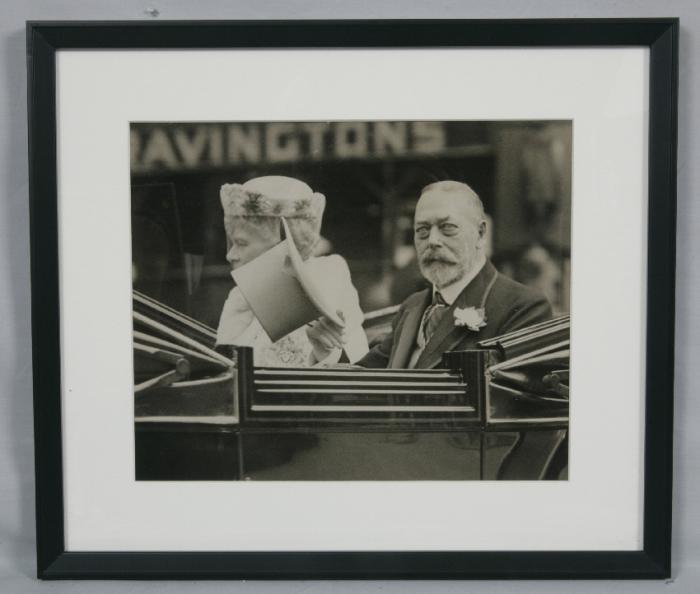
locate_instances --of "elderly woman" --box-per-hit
[216,175,368,367]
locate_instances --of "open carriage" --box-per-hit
[134,290,569,481]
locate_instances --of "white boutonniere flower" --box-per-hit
[453,306,487,331]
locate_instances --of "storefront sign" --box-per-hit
[130,122,447,173]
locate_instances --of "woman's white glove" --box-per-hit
[305,310,346,363]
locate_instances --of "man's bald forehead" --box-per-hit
[417,181,485,221]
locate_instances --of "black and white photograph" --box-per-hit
[132,119,572,481]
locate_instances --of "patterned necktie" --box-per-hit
[420,291,448,346]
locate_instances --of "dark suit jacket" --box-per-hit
[358,260,552,369]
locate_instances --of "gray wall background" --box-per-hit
[0,1,696,592]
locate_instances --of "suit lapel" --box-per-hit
[388,289,430,369]
[416,261,498,369]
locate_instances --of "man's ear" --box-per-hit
[477,220,487,246]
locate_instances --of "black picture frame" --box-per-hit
[27,19,678,580]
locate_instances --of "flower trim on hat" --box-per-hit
[220,183,325,221]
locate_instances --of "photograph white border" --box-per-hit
[56,47,648,551]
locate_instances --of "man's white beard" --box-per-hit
[420,260,466,289]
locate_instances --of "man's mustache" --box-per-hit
[421,251,457,265]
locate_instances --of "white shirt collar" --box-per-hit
[433,253,487,305]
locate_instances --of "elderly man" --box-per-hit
[307,180,552,369]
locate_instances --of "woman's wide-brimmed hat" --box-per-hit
[220,176,325,259]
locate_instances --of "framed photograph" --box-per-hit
[28,19,677,579]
